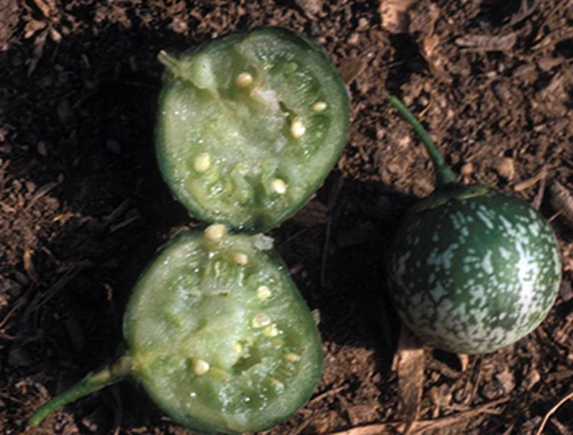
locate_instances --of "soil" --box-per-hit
[1,1,572,434]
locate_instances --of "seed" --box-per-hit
[232,252,249,266]
[271,178,288,195]
[263,325,279,337]
[234,343,243,354]
[257,285,271,300]
[194,153,211,172]
[235,72,253,87]
[273,338,286,347]
[270,377,284,389]
[283,353,301,362]
[194,359,210,376]
[312,101,327,111]
[290,118,306,138]
[253,313,271,328]
[204,224,227,243]
[285,62,298,74]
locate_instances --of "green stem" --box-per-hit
[389,96,457,187]
[28,355,133,427]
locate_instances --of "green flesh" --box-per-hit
[388,188,561,354]
[156,27,349,232]
[124,229,323,434]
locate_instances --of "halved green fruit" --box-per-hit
[156,27,349,232]
[28,226,323,434]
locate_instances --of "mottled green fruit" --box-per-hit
[156,27,349,232]
[387,186,561,354]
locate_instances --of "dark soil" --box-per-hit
[1,1,572,434]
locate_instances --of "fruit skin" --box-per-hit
[387,185,561,354]
[156,27,349,232]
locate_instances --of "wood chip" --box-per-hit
[492,157,515,181]
[379,0,418,34]
[458,354,470,372]
[32,0,53,18]
[294,0,323,16]
[550,180,573,228]
[24,180,59,210]
[455,33,517,51]
[290,199,328,227]
[394,326,425,433]
[23,247,40,284]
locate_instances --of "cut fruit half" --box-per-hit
[156,27,349,232]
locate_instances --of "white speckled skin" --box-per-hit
[387,188,561,354]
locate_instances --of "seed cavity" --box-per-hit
[253,313,271,328]
[283,353,301,362]
[235,72,253,87]
[194,153,211,172]
[257,285,272,300]
[290,118,306,138]
[271,178,288,195]
[263,324,279,337]
[204,224,227,243]
[312,101,327,111]
[194,359,210,376]
[232,252,249,266]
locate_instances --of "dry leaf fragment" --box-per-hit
[338,53,371,85]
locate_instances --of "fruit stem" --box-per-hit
[157,50,179,72]
[27,355,133,427]
[389,97,457,186]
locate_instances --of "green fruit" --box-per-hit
[387,98,562,354]
[29,226,323,433]
[156,27,349,232]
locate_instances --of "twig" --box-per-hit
[310,385,347,404]
[0,292,29,330]
[514,166,547,192]
[330,397,509,435]
[535,391,573,435]
[320,175,344,288]
[531,168,548,210]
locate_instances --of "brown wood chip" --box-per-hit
[455,33,517,51]
[550,180,573,228]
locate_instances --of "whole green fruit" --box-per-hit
[387,98,561,354]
